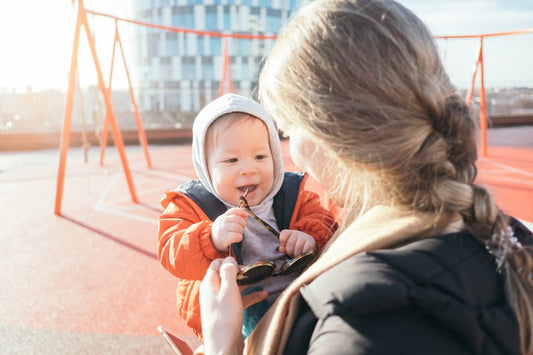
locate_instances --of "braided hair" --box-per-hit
[259,0,533,352]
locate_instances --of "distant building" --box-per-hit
[131,0,299,124]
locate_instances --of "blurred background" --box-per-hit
[0,0,532,151]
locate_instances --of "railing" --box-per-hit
[436,29,533,157]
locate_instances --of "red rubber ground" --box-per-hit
[1,126,531,353]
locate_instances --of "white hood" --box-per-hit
[191,93,284,207]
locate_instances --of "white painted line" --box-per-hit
[93,172,193,225]
[479,158,533,178]
[93,174,157,225]
[95,203,159,225]
[479,176,533,186]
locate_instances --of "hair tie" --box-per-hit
[485,226,523,271]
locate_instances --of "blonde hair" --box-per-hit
[258,0,533,352]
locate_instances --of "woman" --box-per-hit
[200,0,533,354]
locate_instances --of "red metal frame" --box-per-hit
[55,0,138,215]
[463,38,487,157]
[100,19,152,168]
[219,38,234,96]
[437,28,533,158]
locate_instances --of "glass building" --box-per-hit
[131,0,298,124]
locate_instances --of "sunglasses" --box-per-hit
[230,192,315,285]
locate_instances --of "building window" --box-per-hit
[197,37,204,56]
[242,57,249,79]
[166,32,179,56]
[205,6,218,31]
[161,57,172,80]
[238,39,250,57]
[140,9,152,20]
[148,32,160,57]
[202,57,214,80]
[223,6,231,31]
[182,57,196,80]
[210,37,222,56]
[266,8,281,33]
[258,0,272,7]
[172,5,194,29]
[164,89,180,111]
[250,7,260,16]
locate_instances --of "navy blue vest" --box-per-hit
[177,172,304,263]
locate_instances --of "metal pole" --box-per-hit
[478,37,488,157]
[116,20,152,167]
[81,0,138,202]
[55,1,83,215]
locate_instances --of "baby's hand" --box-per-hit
[279,230,316,258]
[211,208,248,253]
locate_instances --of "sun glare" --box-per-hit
[0,2,75,91]
[0,1,132,92]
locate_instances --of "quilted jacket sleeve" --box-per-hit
[158,190,226,281]
[289,180,338,251]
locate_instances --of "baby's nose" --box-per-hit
[239,160,256,175]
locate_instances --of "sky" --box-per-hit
[0,0,133,92]
[400,0,533,88]
[0,0,532,92]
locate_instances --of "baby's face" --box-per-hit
[207,118,274,206]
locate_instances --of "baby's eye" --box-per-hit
[224,157,238,163]
[256,154,269,160]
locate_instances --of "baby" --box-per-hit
[157,93,337,340]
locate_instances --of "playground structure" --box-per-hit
[54,0,533,216]
[441,29,533,157]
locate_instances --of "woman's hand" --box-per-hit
[200,257,246,354]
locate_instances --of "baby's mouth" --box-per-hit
[238,185,257,195]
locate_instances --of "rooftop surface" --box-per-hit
[1,126,532,354]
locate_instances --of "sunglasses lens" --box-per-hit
[280,250,315,274]
[236,262,275,285]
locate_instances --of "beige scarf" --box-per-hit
[244,205,456,355]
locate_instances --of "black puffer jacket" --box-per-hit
[285,221,532,355]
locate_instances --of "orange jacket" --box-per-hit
[157,173,338,340]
